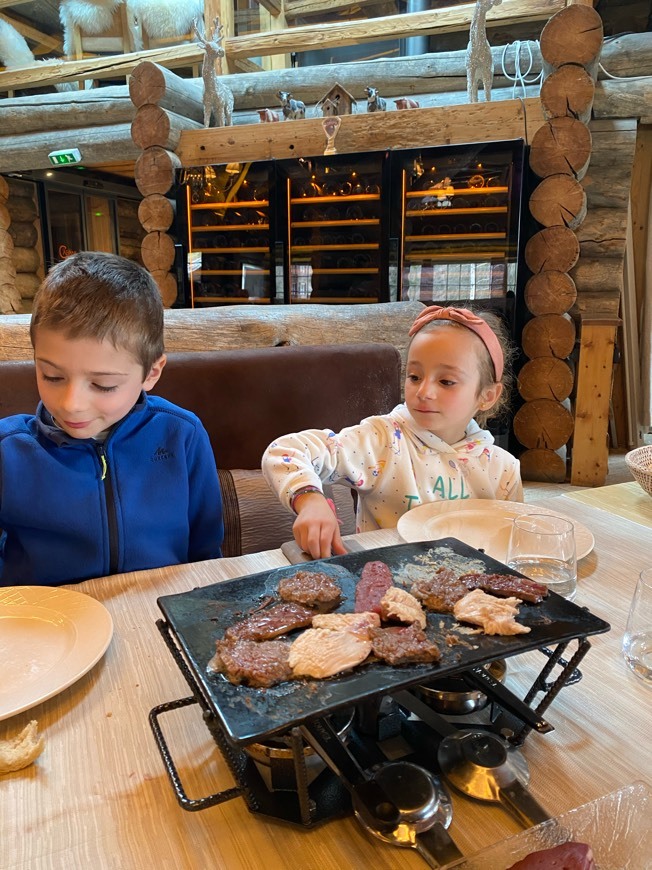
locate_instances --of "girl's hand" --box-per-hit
[292,492,347,560]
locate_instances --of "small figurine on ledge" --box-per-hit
[466,0,502,102]
[365,86,386,112]
[258,108,280,123]
[278,90,306,120]
[192,16,234,128]
[322,116,342,155]
[394,97,420,110]
[321,94,341,117]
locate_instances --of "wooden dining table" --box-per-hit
[2,492,652,870]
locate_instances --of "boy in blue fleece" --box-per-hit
[0,252,223,586]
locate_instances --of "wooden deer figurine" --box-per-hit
[193,16,234,127]
[466,0,502,103]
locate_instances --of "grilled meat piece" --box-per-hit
[379,586,426,628]
[223,601,315,642]
[278,570,342,612]
[312,611,380,639]
[355,560,394,614]
[289,628,372,679]
[453,588,531,636]
[459,572,548,603]
[370,623,441,666]
[410,568,468,613]
[209,638,293,688]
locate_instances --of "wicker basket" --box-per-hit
[625,445,652,497]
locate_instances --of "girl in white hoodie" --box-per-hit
[262,305,522,559]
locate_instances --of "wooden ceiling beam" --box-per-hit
[0,11,62,53]
[254,0,284,16]
[225,0,566,60]
[0,43,203,92]
[284,0,399,19]
[0,0,565,90]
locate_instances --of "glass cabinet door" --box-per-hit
[183,162,274,306]
[277,152,389,303]
[392,141,524,309]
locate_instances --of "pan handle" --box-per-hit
[463,667,554,734]
[498,779,552,828]
[415,822,464,868]
[301,718,400,830]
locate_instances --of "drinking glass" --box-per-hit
[506,513,577,600]
[622,568,652,685]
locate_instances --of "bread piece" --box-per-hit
[0,720,45,774]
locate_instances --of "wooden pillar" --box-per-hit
[129,62,203,307]
[571,317,619,485]
[515,3,604,484]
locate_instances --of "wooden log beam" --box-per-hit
[217,34,652,109]
[513,398,574,450]
[0,86,136,135]
[518,357,575,402]
[284,0,392,18]
[131,105,203,151]
[524,271,577,315]
[177,97,545,166]
[128,61,204,122]
[0,44,204,92]
[0,301,425,361]
[0,30,649,110]
[0,11,62,53]
[0,124,139,173]
[518,448,567,483]
[223,0,566,61]
[593,78,652,125]
[255,0,283,15]
[540,3,603,75]
[0,0,566,92]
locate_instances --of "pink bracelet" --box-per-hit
[290,486,322,512]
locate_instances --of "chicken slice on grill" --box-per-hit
[289,628,372,679]
[311,611,380,639]
[379,586,426,628]
[453,588,531,636]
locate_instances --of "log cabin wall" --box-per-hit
[0,176,43,314]
[0,174,18,314]
[0,1,649,486]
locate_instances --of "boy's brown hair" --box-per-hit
[30,252,165,376]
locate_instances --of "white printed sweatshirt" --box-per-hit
[262,403,523,532]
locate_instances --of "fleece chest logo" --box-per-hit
[152,445,174,462]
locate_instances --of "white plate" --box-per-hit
[0,586,113,721]
[397,499,594,562]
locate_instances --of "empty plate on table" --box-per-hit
[397,500,594,562]
[0,586,113,721]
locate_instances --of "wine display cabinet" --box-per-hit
[178,140,524,311]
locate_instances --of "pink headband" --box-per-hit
[408,305,504,381]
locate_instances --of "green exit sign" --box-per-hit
[48,148,83,166]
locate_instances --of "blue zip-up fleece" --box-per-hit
[0,393,223,586]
